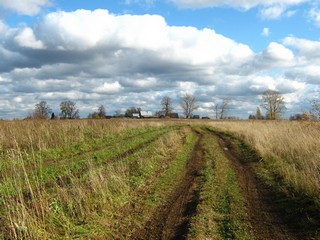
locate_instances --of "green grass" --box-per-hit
[0,123,192,239]
[188,127,253,240]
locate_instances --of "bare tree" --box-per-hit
[180,93,198,118]
[260,89,286,120]
[161,96,173,116]
[213,102,219,120]
[219,98,231,119]
[88,105,106,119]
[60,100,80,119]
[33,101,52,119]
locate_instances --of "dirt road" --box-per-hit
[132,131,204,240]
[131,129,308,240]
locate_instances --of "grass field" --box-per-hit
[0,119,319,239]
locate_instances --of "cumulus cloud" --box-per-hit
[0,0,51,16]
[283,36,320,59]
[93,81,122,94]
[285,66,320,84]
[0,9,315,118]
[263,42,294,62]
[14,27,45,49]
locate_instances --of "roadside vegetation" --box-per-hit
[208,120,320,237]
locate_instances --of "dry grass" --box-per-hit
[0,119,166,153]
[0,119,189,239]
[208,120,320,202]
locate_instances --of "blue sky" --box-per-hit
[0,0,320,119]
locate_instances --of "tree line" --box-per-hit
[27,90,320,120]
[28,100,80,120]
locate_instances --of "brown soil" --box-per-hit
[131,131,204,240]
[218,137,305,240]
[131,128,312,240]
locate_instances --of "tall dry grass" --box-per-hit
[208,120,320,201]
[0,119,184,238]
[0,119,166,153]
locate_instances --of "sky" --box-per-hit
[0,0,320,119]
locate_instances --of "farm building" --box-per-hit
[140,111,154,118]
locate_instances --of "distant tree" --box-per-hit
[260,89,286,120]
[219,98,232,119]
[161,96,173,116]
[180,93,198,118]
[248,114,256,120]
[125,107,140,117]
[89,105,107,119]
[255,107,263,120]
[33,101,52,119]
[290,114,300,121]
[114,110,124,118]
[60,100,79,119]
[97,105,106,118]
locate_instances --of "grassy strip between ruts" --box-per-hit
[0,126,192,239]
[188,127,253,240]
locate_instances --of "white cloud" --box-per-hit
[0,0,51,16]
[0,9,317,119]
[259,5,286,19]
[261,27,270,37]
[93,81,122,94]
[309,8,320,27]
[170,0,305,19]
[251,42,295,70]
[263,42,294,62]
[14,27,45,49]
[285,66,320,84]
[170,0,307,9]
[283,36,320,59]
[134,77,157,88]
[33,9,253,66]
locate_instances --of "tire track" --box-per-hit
[214,131,302,240]
[132,130,205,240]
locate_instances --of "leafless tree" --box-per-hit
[161,96,173,116]
[88,105,106,119]
[180,93,198,118]
[213,102,219,120]
[219,98,232,119]
[260,89,286,120]
[33,101,52,119]
[60,100,80,119]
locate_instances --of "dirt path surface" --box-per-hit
[218,136,302,240]
[131,131,204,240]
